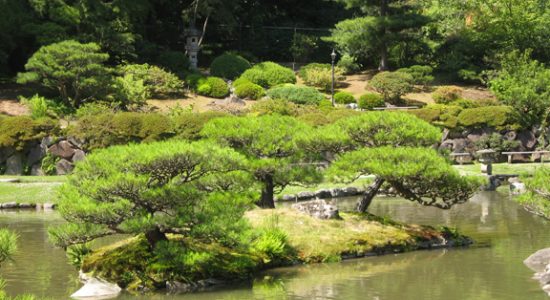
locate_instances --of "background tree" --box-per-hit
[329,0,431,70]
[202,115,322,209]
[49,140,255,249]
[16,40,111,108]
[489,50,550,128]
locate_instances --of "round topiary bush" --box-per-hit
[241,62,296,88]
[210,53,251,80]
[156,51,190,74]
[432,86,463,104]
[197,77,229,98]
[369,71,413,104]
[185,73,205,91]
[235,82,265,100]
[334,91,356,104]
[358,93,385,110]
[266,84,325,105]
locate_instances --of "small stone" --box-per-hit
[72,150,86,163]
[43,203,56,210]
[70,277,121,299]
[55,159,74,175]
[279,194,296,201]
[296,191,315,200]
[18,203,36,209]
[342,187,360,196]
[48,141,76,160]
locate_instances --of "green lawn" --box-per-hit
[0,176,66,204]
[453,162,546,177]
[280,177,373,196]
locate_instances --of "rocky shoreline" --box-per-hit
[524,248,550,297]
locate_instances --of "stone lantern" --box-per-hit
[477,149,496,175]
[184,25,201,69]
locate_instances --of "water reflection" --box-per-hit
[1,191,549,299]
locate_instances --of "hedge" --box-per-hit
[358,93,384,110]
[240,62,296,88]
[266,84,325,105]
[334,91,356,104]
[235,82,265,100]
[197,77,229,98]
[457,106,516,129]
[0,116,59,151]
[210,53,251,80]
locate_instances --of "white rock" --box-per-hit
[71,277,121,299]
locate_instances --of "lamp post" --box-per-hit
[331,49,337,107]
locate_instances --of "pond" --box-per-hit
[0,191,549,299]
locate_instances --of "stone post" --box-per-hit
[477,149,496,175]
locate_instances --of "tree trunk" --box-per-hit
[257,175,275,209]
[356,177,385,213]
[378,0,389,71]
[145,227,168,248]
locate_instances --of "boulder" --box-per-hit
[67,136,84,149]
[296,191,315,200]
[72,150,86,163]
[292,199,340,220]
[315,189,333,199]
[5,153,23,175]
[27,144,46,166]
[49,140,76,160]
[0,147,15,164]
[345,103,358,110]
[341,186,360,196]
[504,131,517,141]
[70,277,121,299]
[41,136,55,148]
[509,178,526,195]
[1,202,19,209]
[55,159,74,175]
[43,203,56,210]
[30,164,45,176]
[279,194,296,202]
[525,248,550,272]
[517,130,537,150]
[18,203,36,209]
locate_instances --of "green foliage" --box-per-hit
[432,86,463,104]
[334,91,356,104]
[249,100,302,117]
[299,63,344,92]
[156,51,190,75]
[210,53,251,80]
[328,146,481,209]
[41,152,59,176]
[240,62,296,88]
[172,111,228,140]
[457,106,516,129]
[119,64,184,99]
[110,74,150,108]
[19,94,69,119]
[67,113,173,151]
[185,73,206,91]
[251,221,294,266]
[235,81,265,100]
[518,167,550,218]
[490,51,550,128]
[397,65,434,86]
[66,243,92,267]
[358,93,384,110]
[0,229,17,266]
[369,72,414,104]
[337,53,361,75]
[408,104,463,129]
[16,40,111,108]
[267,85,325,105]
[197,77,229,98]
[74,102,115,118]
[49,140,254,249]
[474,133,519,152]
[0,116,59,151]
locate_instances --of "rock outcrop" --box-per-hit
[525,248,550,297]
[292,199,340,219]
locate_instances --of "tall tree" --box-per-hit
[202,115,322,209]
[329,0,431,70]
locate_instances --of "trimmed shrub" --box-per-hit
[197,77,229,98]
[0,116,59,151]
[298,112,331,127]
[369,71,414,104]
[235,82,265,100]
[110,74,150,107]
[172,111,228,140]
[299,63,344,92]
[120,64,184,98]
[68,113,173,151]
[337,53,360,75]
[249,99,301,117]
[156,51,190,75]
[432,86,463,104]
[185,73,206,91]
[19,94,70,119]
[240,62,296,88]
[210,53,251,80]
[233,77,252,88]
[267,84,325,105]
[397,65,434,86]
[457,106,516,129]
[334,91,356,104]
[407,104,463,128]
[358,93,384,110]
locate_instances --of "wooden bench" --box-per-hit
[501,151,550,164]
[449,153,473,165]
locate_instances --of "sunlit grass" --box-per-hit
[0,176,65,203]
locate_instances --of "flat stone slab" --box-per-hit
[71,277,121,299]
[525,248,550,272]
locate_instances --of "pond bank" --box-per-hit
[79,208,471,295]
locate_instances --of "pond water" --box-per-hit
[1,191,549,300]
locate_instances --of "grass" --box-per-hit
[280,177,373,196]
[453,162,545,177]
[0,175,65,204]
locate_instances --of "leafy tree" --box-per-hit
[17,40,111,108]
[202,115,321,208]
[369,71,414,104]
[328,147,480,211]
[489,51,550,128]
[329,0,431,70]
[49,140,255,248]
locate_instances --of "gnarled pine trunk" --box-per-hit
[145,227,168,248]
[257,174,275,209]
[356,176,385,213]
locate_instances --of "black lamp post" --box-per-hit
[331,49,337,107]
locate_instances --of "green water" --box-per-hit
[1,191,549,299]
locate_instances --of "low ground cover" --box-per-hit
[0,176,65,204]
